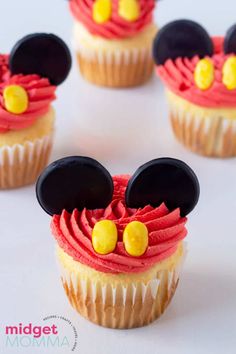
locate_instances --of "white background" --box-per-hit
[0,0,236,353]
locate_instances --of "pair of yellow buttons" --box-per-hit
[3,85,29,114]
[92,220,148,257]
[194,57,236,90]
[93,0,140,24]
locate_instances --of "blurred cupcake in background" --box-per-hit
[0,33,71,189]
[69,0,158,87]
[153,20,236,157]
[36,156,200,329]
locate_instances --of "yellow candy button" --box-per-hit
[93,0,112,24]
[222,56,236,90]
[194,58,214,91]
[123,221,148,257]
[92,220,118,255]
[3,85,29,114]
[119,0,140,22]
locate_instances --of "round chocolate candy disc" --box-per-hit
[153,19,213,65]
[9,33,72,85]
[125,158,200,216]
[36,156,114,216]
[224,24,236,54]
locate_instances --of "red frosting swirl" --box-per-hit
[69,0,155,39]
[51,175,188,274]
[0,55,10,82]
[0,74,56,133]
[157,37,236,108]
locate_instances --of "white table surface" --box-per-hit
[0,1,236,353]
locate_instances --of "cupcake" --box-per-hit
[153,20,236,157]
[69,0,157,87]
[0,34,71,188]
[36,156,200,329]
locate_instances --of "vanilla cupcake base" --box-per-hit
[167,90,236,157]
[57,244,185,329]
[73,22,157,88]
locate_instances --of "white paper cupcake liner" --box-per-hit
[74,38,153,65]
[73,39,154,87]
[0,134,53,189]
[58,245,186,329]
[169,99,236,157]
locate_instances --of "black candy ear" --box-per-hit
[125,158,200,217]
[224,24,236,54]
[153,19,213,65]
[9,33,72,85]
[36,156,114,216]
